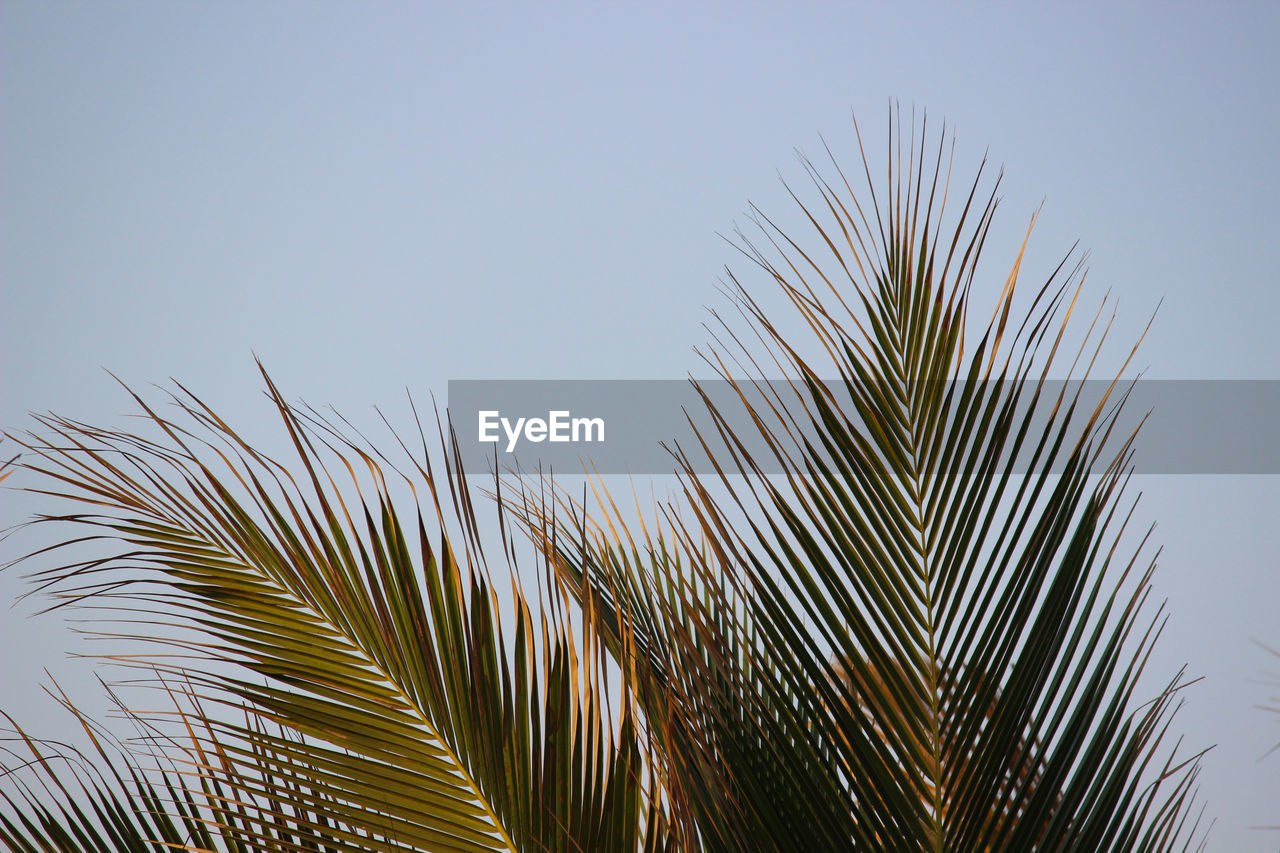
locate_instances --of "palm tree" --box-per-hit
[2,113,1203,851]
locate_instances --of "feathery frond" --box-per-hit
[2,111,1202,851]
[511,110,1203,851]
[4,370,670,852]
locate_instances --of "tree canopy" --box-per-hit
[1,114,1204,852]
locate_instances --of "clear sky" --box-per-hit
[3,2,1278,847]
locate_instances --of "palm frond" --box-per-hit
[1,677,400,852]
[3,369,670,852]
[513,110,1204,851]
[1,110,1206,853]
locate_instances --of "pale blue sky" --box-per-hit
[3,2,1278,847]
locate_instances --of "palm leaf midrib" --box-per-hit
[41,406,527,852]
[878,247,951,852]
[205,503,523,851]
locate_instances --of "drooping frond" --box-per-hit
[3,368,672,852]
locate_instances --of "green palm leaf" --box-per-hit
[2,677,414,852]
[4,372,670,852]
[2,111,1205,852]
[513,113,1204,851]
